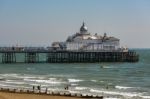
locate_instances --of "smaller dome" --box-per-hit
[80,22,88,33]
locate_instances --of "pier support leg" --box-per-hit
[25,52,39,63]
[2,52,16,63]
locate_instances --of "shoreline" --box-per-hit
[0,92,86,99]
[0,87,103,99]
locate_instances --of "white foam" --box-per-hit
[75,87,88,90]
[27,67,35,70]
[90,89,141,97]
[1,74,20,78]
[48,78,57,80]
[115,86,134,90]
[68,79,83,83]
[0,73,44,80]
[104,98,120,99]
[71,83,78,86]
[24,79,66,84]
[91,80,97,82]
[140,95,150,99]
[103,66,113,68]
[5,81,25,85]
[0,83,9,87]
[69,90,80,94]
[100,81,104,83]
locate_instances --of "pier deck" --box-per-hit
[0,50,139,63]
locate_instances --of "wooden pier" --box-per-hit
[0,50,139,63]
[47,51,139,63]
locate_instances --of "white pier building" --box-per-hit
[52,22,127,52]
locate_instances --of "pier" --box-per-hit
[0,23,140,63]
[0,48,139,63]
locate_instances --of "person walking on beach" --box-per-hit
[33,86,35,91]
[65,85,69,90]
[106,85,109,89]
[37,85,41,91]
[45,87,48,93]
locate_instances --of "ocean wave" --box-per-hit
[0,73,40,80]
[103,98,120,99]
[68,79,84,83]
[70,83,78,86]
[5,80,25,85]
[75,87,88,90]
[69,90,80,94]
[140,95,150,99]
[115,86,134,90]
[24,79,66,85]
[0,83,24,88]
[0,73,20,78]
[91,80,97,82]
[90,89,142,97]
[47,74,75,78]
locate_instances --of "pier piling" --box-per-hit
[25,52,39,63]
[2,52,16,63]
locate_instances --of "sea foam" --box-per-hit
[75,87,88,90]
[115,85,134,90]
[68,79,83,83]
[90,89,141,98]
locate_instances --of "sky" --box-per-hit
[0,0,150,48]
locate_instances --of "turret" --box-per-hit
[80,22,88,34]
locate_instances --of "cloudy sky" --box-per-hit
[0,0,150,48]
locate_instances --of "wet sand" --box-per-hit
[0,92,87,99]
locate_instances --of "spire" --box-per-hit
[82,22,85,26]
[80,22,88,33]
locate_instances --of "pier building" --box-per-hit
[51,22,126,52]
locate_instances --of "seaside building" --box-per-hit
[51,22,127,52]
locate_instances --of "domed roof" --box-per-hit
[80,22,88,33]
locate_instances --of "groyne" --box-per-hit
[0,87,103,99]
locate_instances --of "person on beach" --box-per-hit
[106,85,109,89]
[37,86,39,90]
[45,87,48,93]
[33,86,35,91]
[37,85,41,91]
[65,85,69,90]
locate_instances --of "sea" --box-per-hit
[0,49,149,99]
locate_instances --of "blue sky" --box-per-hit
[0,0,150,48]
